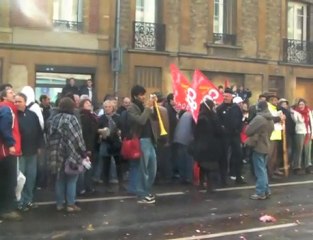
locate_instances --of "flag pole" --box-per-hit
[282,118,289,177]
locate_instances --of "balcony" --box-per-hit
[283,38,313,65]
[213,33,236,46]
[133,21,166,51]
[53,20,83,32]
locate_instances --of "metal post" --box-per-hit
[113,0,121,97]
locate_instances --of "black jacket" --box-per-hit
[193,112,223,170]
[165,103,178,143]
[80,109,99,152]
[18,108,43,156]
[62,84,80,96]
[216,103,243,136]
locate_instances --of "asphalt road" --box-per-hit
[1,174,313,240]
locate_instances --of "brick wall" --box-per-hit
[266,0,282,61]
[240,0,258,58]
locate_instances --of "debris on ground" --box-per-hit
[259,215,277,223]
[86,224,95,231]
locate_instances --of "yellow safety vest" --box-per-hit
[268,102,282,141]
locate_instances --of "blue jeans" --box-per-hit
[128,160,139,194]
[136,138,157,198]
[55,173,79,206]
[252,151,270,196]
[19,155,37,205]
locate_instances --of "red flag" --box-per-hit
[170,65,223,123]
[193,69,224,105]
[170,64,191,110]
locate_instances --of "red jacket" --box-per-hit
[0,101,22,158]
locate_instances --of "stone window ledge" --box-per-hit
[205,42,242,50]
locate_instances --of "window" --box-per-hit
[213,0,236,45]
[284,2,310,64]
[135,66,162,91]
[133,0,165,51]
[53,0,83,32]
[288,1,307,41]
[136,0,157,23]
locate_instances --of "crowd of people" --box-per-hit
[0,78,312,221]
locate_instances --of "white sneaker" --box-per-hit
[137,197,155,204]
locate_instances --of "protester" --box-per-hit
[0,86,22,221]
[77,99,98,194]
[291,98,313,174]
[21,86,44,130]
[172,111,194,184]
[237,86,252,102]
[278,98,295,167]
[117,97,131,114]
[216,88,244,185]
[246,101,274,200]
[39,94,51,123]
[164,93,178,178]
[98,100,124,192]
[37,94,51,189]
[62,78,80,96]
[153,92,171,184]
[266,93,286,179]
[248,94,267,122]
[47,97,87,212]
[80,79,97,108]
[127,85,158,204]
[15,92,43,211]
[193,99,223,191]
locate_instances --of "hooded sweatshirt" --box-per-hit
[246,110,274,154]
[21,86,44,130]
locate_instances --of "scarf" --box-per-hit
[294,106,311,145]
[105,113,116,131]
[132,99,145,113]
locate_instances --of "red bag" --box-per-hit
[121,137,141,160]
[193,162,200,186]
[240,124,248,144]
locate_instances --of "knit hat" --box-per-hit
[257,100,268,112]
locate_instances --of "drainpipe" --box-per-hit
[113,0,121,98]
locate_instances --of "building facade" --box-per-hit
[1,0,313,104]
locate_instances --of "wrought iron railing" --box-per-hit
[133,21,166,51]
[53,20,83,32]
[213,33,236,45]
[283,38,313,64]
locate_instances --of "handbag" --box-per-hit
[64,159,84,175]
[121,137,141,160]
